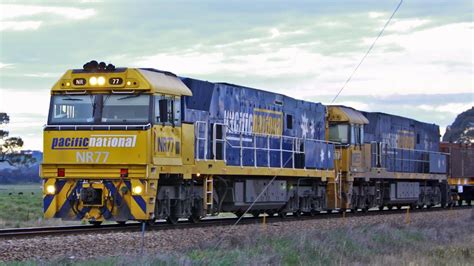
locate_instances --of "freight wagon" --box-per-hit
[440,142,474,205]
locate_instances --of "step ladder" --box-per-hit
[203,176,214,214]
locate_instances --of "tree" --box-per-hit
[0,113,36,166]
[0,113,9,139]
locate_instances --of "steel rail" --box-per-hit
[0,205,471,239]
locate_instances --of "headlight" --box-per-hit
[132,185,143,195]
[46,185,56,195]
[89,76,98,86]
[97,76,106,86]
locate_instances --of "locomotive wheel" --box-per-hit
[362,207,369,213]
[251,211,260,218]
[167,214,179,225]
[378,206,384,211]
[188,214,200,223]
[116,221,126,225]
[146,219,156,226]
[266,210,275,217]
[278,211,287,218]
[89,221,102,226]
[293,210,302,218]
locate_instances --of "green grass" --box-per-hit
[0,184,44,228]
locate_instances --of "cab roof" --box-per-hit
[51,67,192,96]
[328,105,369,124]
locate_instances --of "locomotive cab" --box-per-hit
[41,62,192,223]
[327,106,370,209]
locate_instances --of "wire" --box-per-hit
[211,155,293,250]
[331,0,404,103]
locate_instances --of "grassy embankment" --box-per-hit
[0,184,73,228]
[0,184,43,228]
[58,209,473,265]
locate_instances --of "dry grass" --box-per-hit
[34,209,473,266]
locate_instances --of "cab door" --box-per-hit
[153,94,182,165]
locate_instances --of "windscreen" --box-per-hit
[102,95,149,123]
[329,124,349,144]
[49,95,96,124]
[48,94,150,124]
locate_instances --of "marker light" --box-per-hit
[126,81,132,86]
[89,76,98,86]
[58,168,65,177]
[66,82,71,87]
[97,76,106,86]
[120,168,128,178]
[46,185,56,195]
[132,185,143,195]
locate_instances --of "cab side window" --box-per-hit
[173,97,181,125]
[350,124,364,145]
[155,95,181,125]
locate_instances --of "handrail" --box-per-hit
[44,123,151,131]
[369,141,449,155]
[369,141,447,173]
[195,121,208,161]
[195,121,336,170]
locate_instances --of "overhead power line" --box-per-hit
[331,0,404,103]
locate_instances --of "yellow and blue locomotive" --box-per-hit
[41,61,450,224]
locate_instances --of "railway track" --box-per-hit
[1,205,471,239]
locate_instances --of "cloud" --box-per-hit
[132,21,472,100]
[0,88,49,150]
[0,62,13,69]
[1,4,96,20]
[2,112,45,151]
[330,101,371,111]
[0,4,96,31]
[0,88,50,115]
[24,72,62,78]
[386,18,431,32]
[418,103,474,114]
[0,21,42,31]
[368,12,386,19]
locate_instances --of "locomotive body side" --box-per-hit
[160,78,337,217]
[328,106,450,211]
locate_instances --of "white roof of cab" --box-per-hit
[138,69,192,96]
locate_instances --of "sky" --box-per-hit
[0,0,473,151]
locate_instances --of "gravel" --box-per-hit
[0,208,472,262]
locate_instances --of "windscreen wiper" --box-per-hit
[63,97,83,101]
[117,93,142,101]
